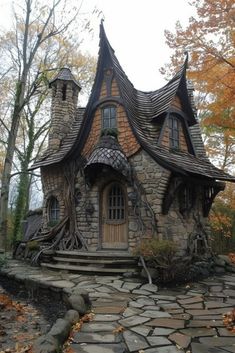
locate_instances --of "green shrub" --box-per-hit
[100,128,118,138]
[134,238,188,283]
[134,238,177,264]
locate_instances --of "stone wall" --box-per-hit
[41,166,67,229]
[126,149,210,255]
[49,81,78,151]
[127,150,171,248]
[74,149,171,252]
[158,185,210,256]
[40,149,210,255]
[74,170,100,251]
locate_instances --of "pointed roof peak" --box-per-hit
[49,67,81,90]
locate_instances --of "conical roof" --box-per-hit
[49,67,81,90]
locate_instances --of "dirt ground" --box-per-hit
[0,275,67,353]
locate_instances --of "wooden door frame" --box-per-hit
[99,180,128,250]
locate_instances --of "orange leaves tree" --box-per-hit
[162,0,235,246]
[162,0,234,130]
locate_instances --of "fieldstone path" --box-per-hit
[1,260,235,353]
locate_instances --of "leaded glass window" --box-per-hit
[102,106,116,129]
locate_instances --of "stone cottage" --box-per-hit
[31,22,235,257]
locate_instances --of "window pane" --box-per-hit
[110,117,116,128]
[111,107,116,118]
[169,116,180,149]
[102,106,116,129]
[103,108,110,118]
[49,197,60,221]
[103,117,109,128]
[173,119,178,129]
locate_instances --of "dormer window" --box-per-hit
[102,106,116,129]
[169,115,180,149]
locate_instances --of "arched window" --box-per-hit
[168,115,180,149]
[107,183,125,222]
[102,106,116,129]
[48,196,60,221]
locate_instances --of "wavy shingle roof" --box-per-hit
[31,23,235,182]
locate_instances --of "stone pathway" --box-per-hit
[1,260,235,353]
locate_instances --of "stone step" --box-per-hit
[40,262,139,274]
[55,250,138,259]
[53,256,137,266]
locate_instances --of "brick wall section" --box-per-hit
[111,78,119,96]
[82,76,140,158]
[117,105,140,157]
[171,95,182,110]
[82,109,102,157]
[100,80,107,98]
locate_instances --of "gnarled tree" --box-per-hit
[0,0,97,249]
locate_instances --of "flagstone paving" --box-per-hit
[1,260,235,352]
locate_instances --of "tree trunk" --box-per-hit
[0,81,25,250]
[12,166,30,244]
[12,118,35,244]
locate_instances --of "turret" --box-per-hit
[48,68,81,150]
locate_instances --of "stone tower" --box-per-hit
[48,68,81,150]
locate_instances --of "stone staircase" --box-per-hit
[40,250,140,275]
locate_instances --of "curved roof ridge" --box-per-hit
[100,21,191,123]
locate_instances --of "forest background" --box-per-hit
[0,0,234,252]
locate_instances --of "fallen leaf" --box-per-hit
[113,325,125,334]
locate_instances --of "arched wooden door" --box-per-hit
[101,182,128,249]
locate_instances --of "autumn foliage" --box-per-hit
[223,309,235,333]
[0,292,43,353]
[163,0,235,247]
[162,0,235,130]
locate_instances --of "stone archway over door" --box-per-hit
[101,182,128,249]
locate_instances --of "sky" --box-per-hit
[0,0,197,208]
[0,0,196,91]
[78,0,196,90]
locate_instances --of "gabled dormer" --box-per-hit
[79,22,140,160]
[157,108,196,154]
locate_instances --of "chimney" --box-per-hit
[48,68,81,150]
